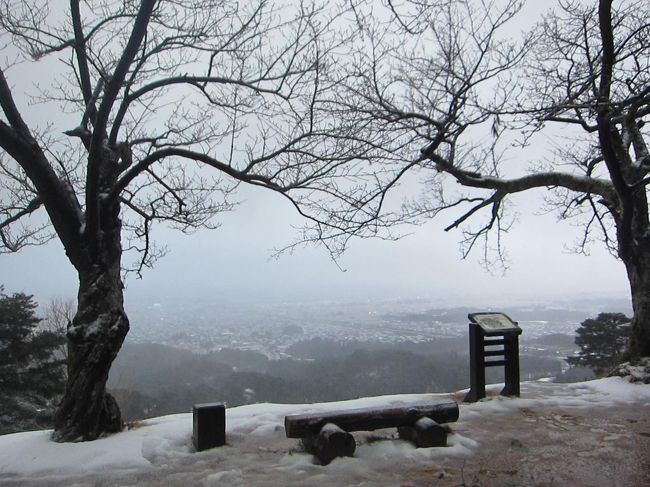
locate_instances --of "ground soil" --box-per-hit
[405,386,650,487]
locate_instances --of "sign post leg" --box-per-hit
[501,334,520,397]
[464,323,485,403]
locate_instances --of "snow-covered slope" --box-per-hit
[1,378,649,487]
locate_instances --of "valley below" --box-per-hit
[108,296,628,421]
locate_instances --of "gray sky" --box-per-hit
[1,180,630,307]
[0,0,633,308]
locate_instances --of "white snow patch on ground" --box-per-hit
[0,378,648,486]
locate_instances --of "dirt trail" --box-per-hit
[407,384,650,487]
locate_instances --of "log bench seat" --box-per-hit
[284,401,459,464]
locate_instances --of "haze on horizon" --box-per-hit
[1,180,630,309]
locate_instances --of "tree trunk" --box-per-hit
[625,253,650,360]
[52,254,129,441]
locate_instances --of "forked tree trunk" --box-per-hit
[53,250,129,441]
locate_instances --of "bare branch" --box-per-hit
[0,196,42,231]
[86,0,157,246]
[69,0,97,124]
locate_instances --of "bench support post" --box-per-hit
[398,417,447,448]
[302,423,356,465]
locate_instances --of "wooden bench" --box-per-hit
[285,401,459,464]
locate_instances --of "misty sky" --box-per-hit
[0,1,633,308]
[1,180,630,307]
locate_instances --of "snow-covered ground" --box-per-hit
[1,378,649,487]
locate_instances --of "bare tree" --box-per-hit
[0,0,382,441]
[43,298,76,334]
[339,0,650,360]
[42,297,76,362]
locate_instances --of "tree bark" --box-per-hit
[624,254,650,360]
[52,227,129,441]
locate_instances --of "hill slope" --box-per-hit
[0,378,648,486]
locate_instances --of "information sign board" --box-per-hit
[464,311,522,402]
[468,312,520,334]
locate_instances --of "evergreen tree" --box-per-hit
[0,288,66,433]
[567,313,631,377]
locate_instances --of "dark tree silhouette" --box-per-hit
[567,312,631,376]
[0,0,382,441]
[339,0,650,360]
[0,288,66,433]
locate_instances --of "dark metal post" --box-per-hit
[501,334,520,397]
[464,322,486,402]
[193,402,226,451]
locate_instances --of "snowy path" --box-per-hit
[1,378,649,486]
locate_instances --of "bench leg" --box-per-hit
[398,416,447,448]
[302,423,356,465]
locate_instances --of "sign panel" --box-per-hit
[468,312,520,333]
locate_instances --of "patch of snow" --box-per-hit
[67,315,114,341]
[1,378,648,486]
[609,357,650,384]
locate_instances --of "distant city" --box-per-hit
[96,294,634,421]
[123,295,633,358]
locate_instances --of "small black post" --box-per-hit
[193,402,226,451]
